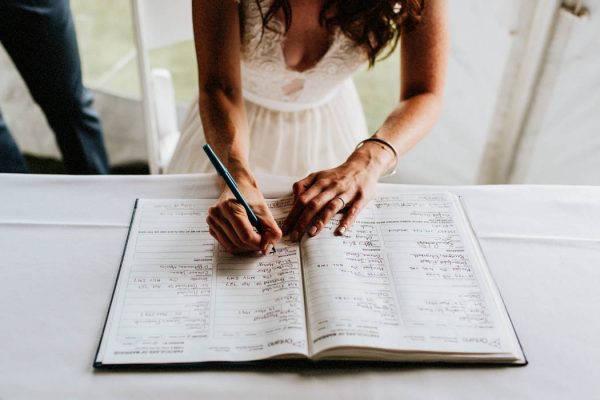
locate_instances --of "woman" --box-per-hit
[168,0,448,254]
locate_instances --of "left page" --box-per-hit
[95,198,307,366]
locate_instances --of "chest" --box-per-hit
[239,0,368,88]
[274,0,335,72]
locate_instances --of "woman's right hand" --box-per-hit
[206,180,283,255]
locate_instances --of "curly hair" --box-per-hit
[255,0,425,67]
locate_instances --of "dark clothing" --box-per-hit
[0,0,109,174]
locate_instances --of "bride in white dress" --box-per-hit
[168,0,448,254]
[168,0,370,177]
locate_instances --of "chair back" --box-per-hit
[131,0,193,174]
[133,0,193,50]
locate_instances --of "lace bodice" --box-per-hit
[238,0,368,111]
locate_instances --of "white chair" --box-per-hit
[131,0,194,174]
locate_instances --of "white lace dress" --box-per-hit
[166,0,369,177]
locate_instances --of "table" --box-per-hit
[1,173,599,399]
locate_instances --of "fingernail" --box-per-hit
[337,225,346,235]
[263,243,273,255]
[308,225,317,236]
[290,231,299,242]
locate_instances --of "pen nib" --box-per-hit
[263,243,276,256]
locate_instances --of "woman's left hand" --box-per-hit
[282,143,393,240]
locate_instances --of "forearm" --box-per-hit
[350,92,443,175]
[377,91,442,155]
[191,0,254,187]
[198,85,256,187]
[352,0,448,175]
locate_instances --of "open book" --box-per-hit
[94,191,526,367]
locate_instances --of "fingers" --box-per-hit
[254,205,283,255]
[288,190,341,240]
[207,196,284,255]
[292,173,316,196]
[220,200,263,248]
[309,196,346,236]
[208,224,236,253]
[207,200,262,252]
[336,194,367,236]
[283,175,326,234]
[207,213,253,252]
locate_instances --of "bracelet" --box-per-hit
[355,135,399,177]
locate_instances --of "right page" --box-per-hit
[302,192,523,362]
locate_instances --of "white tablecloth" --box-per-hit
[1,173,599,399]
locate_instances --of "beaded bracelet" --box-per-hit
[355,135,399,177]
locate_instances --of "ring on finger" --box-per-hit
[335,196,346,210]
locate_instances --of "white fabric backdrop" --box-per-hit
[512,0,600,184]
[394,0,515,184]
[0,173,599,399]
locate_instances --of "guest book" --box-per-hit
[94,192,526,367]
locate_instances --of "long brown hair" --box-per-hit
[255,0,425,67]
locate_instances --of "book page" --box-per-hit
[97,198,307,365]
[301,205,403,353]
[302,192,519,357]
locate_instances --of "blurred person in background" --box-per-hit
[0,0,109,174]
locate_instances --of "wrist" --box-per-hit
[228,163,257,187]
[219,173,258,201]
[214,160,257,196]
[350,141,395,177]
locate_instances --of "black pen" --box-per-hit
[203,144,276,254]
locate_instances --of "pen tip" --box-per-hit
[264,243,274,255]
